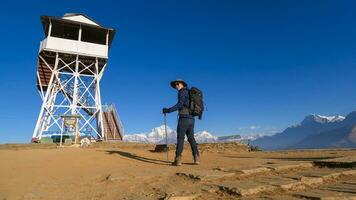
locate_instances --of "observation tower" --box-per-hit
[32,13,123,143]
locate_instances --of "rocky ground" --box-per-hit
[0,142,355,200]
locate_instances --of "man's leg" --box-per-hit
[174,118,188,165]
[186,118,199,162]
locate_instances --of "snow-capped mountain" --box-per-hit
[123,125,176,144]
[124,126,218,144]
[124,125,263,144]
[194,131,218,143]
[123,133,148,143]
[240,134,264,141]
[301,114,345,125]
[146,125,176,144]
[124,112,356,149]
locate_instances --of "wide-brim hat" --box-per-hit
[170,79,188,88]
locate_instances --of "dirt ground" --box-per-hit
[0,142,355,200]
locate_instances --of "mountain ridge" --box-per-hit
[253,111,356,150]
[123,126,257,144]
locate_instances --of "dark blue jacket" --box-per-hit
[168,88,193,118]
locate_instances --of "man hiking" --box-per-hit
[162,79,200,166]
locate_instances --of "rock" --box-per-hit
[152,144,169,152]
[166,194,200,200]
[261,195,303,200]
[104,174,125,182]
[256,176,304,190]
[286,168,345,179]
[293,189,356,200]
[341,170,356,176]
[266,163,313,172]
[200,186,218,193]
[218,180,277,196]
[238,167,271,175]
[322,181,356,194]
[80,138,91,148]
[300,177,324,186]
[176,170,235,181]
[321,172,344,181]
[314,156,356,168]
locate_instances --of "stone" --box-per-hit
[218,180,277,196]
[314,156,356,168]
[286,169,356,182]
[238,167,271,175]
[341,170,356,176]
[293,189,356,200]
[167,194,200,200]
[286,168,345,179]
[265,163,313,172]
[176,170,235,181]
[256,176,304,190]
[300,176,324,186]
[152,144,169,152]
[321,172,343,181]
[261,195,305,200]
[322,182,356,194]
[200,185,218,193]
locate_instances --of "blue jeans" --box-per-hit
[176,117,199,157]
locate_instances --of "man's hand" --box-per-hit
[162,108,169,114]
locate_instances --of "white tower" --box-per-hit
[32,14,123,142]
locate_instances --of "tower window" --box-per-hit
[51,21,79,40]
[81,26,107,45]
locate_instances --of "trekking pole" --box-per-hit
[164,113,169,162]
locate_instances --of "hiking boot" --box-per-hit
[172,155,182,166]
[193,154,200,165]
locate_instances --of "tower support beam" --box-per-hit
[33,52,106,141]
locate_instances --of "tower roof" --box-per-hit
[62,13,102,27]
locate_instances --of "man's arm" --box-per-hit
[167,89,189,113]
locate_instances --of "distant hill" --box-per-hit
[253,111,356,150]
[218,135,241,142]
[217,134,263,143]
[291,125,356,149]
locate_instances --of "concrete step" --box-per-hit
[321,181,356,194]
[217,176,319,197]
[214,162,313,177]
[314,156,356,168]
[254,176,305,190]
[293,189,356,200]
[283,168,356,182]
[241,195,303,200]
[176,169,236,181]
[263,162,314,172]
[166,194,200,200]
[218,180,277,196]
[216,168,356,197]
[177,163,313,182]
[238,167,272,176]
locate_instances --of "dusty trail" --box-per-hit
[0,143,355,200]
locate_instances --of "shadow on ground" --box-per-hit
[104,150,172,165]
[223,155,339,161]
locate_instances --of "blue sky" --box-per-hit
[0,0,356,143]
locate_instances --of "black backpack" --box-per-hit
[189,87,204,120]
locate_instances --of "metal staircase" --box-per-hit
[62,83,95,116]
[102,104,124,140]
